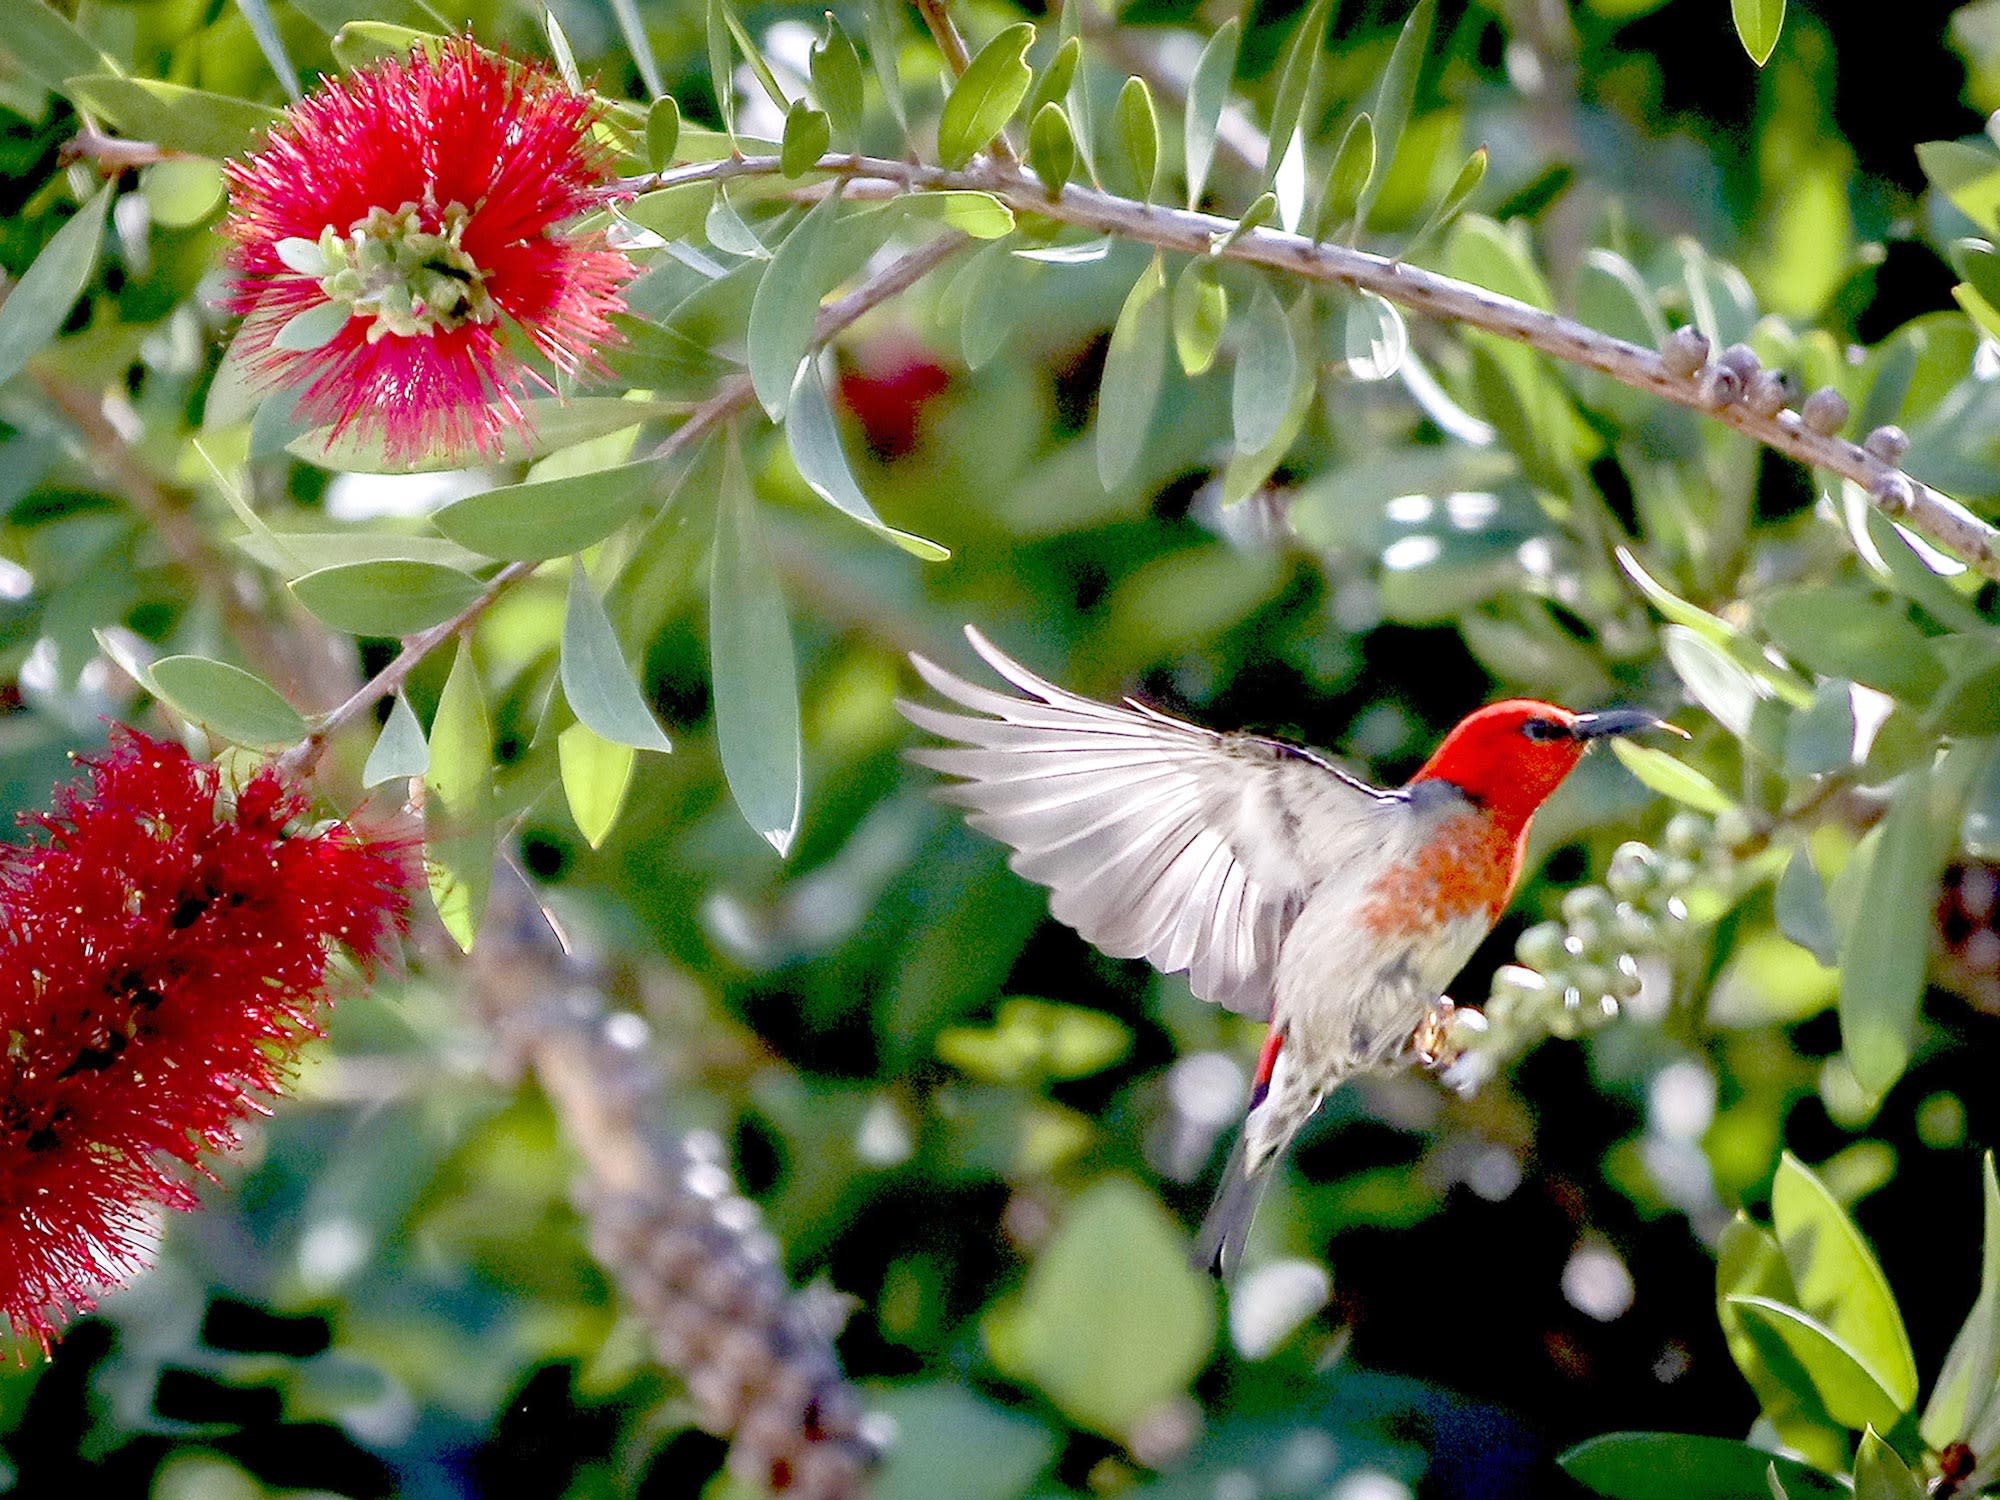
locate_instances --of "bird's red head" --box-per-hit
[1410,699,1662,833]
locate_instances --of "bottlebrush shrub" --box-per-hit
[221,35,633,464]
[0,732,410,1346]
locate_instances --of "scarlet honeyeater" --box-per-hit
[901,628,1669,1277]
[222,36,632,464]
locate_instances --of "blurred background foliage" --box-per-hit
[3,0,2000,1496]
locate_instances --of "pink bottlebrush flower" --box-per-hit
[0,732,412,1347]
[222,36,634,464]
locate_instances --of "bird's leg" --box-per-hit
[1411,996,1472,1070]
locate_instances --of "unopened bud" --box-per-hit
[1609,957,1644,1001]
[1799,386,1849,435]
[1606,842,1661,901]
[1664,812,1710,858]
[1712,806,1755,850]
[1871,470,1915,516]
[1864,424,1910,461]
[1744,368,1791,418]
[1699,363,1745,406]
[1562,885,1617,927]
[1718,343,1761,380]
[1661,325,1711,379]
[1613,905,1657,952]
[1517,921,1569,971]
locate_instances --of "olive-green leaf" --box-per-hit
[1171,260,1228,376]
[714,0,789,114]
[1852,1429,1926,1500]
[1312,112,1375,240]
[1,3,118,95]
[432,456,665,562]
[1263,0,1332,188]
[1232,281,1295,454]
[610,0,666,99]
[899,190,1016,238]
[787,361,949,559]
[1609,741,1735,816]
[710,437,801,856]
[1095,256,1168,489]
[1027,34,1081,120]
[235,531,487,576]
[1922,1153,2000,1447]
[1354,0,1436,233]
[810,13,865,147]
[290,560,484,637]
[646,94,681,173]
[864,0,908,132]
[1759,587,1945,703]
[559,722,636,850]
[1726,1297,1907,1434]
[149,656,307,750]
[1559,1434,1848,1500]
[706,0,737,136]
[1771,1152,1920,1407]
[937,22,1035,170]
[1183,20,1238,208]
[62,75,281,159]
[1105,76,1159,202]
[1403,146,1488,258]
[1027,102,1077,194]
[747,187,843,419]
[0,186,108,392]
[561,559,672,753]
[1732,0,1785,67]
[423,638,494,953]
[780,99,832,177]
[362,693,430,787]
[1921,141,2000,237]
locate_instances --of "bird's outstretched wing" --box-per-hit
[899,627,1398,1019]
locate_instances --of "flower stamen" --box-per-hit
[292,201,498,343]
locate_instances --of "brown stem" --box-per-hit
[57,126,185,173]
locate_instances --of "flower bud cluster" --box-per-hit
[1654,326,1912,467]
[1484,813,1728,1046]
[583,1135,881,1499]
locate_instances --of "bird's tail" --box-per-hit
[1192,1130,1280,1283]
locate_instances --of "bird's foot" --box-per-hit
[1411,997,1459,1069]
[1412,997,1493,1095]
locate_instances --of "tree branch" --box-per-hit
[612,152,2000,583]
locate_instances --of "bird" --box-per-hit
[898,626,1672,1280]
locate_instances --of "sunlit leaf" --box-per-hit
[559,721,637,849]
[1171,260,1228,376]
[1727,1296,1907,1433]
[423,637,494,953]
[1560,1435,1846,1500]
[937,23,1035,170]
[1852,1429,1925,1500]
[1609,741,1734,815]
[1027,102,1077,194]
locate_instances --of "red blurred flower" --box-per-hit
[0,732,411,1346]
[223,37,633,464]
[836,340,953,459]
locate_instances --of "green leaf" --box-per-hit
[234,531,487,576]
[1183,20,1238,208]
[559,722,637,850]
[142,159,225,229]
[646,94,681,173]
[1105,76,1159,203]
[609,0,666,99]
[864,0,908,132]
[1095,256,1168,489]
[1312,112,1375,240]
[432,456,664,561]
[706,0,738,136]
[1027,103,1077,194]
[1232,281,1295,454]
[148,656,307,750]
[544,8,582,91]
[1221,294,1316,504]
[747,187,843,419]
[1727,1296,1908,1433]
[1344,291,1408,381]
[362,693,430,787]
[1786,681,1857,776]
[1922,1153,2000,1447]
[62,75,281,159]
[810,13,866,148]
[704,188,770,258]
[1577,249,1669,347]
[1759,587,1945,703]
[291,397,680,474]
[1354,0,1436,233]
[991,1178,1214,1436]
[1776,845,1839,966]
[1208,191,1276,254]
[1920,142,2000,235]
[1664,624,1763,739]
[236,0,303,100]
[272,299,351,353]
[870,1384,1058,1500]
[0,187,108,392]
[787,361,949,559]
[423,638,494,953]
[715,0,790,114]
[1026,34,1081,120]
[937,22,1035,170]
[1263,0,1333,188]
[1559,1434,1847,1500]
[329,21,439,70]
[1717,1216,1847,1472]
[710,436,801,855]
[1609,741,1735,815]
[1731,0,1785,64]
[780,100,832,177]
[0,3,119,95]
[1171,260,1228,376]
[1852,1430,1925,1500]
[290,560,485,637]
[900,190,1016,238]
[1403,146,1488,258]
[561,559,672,753]
[1772,1153,1920,1407]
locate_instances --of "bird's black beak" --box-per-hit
[1571,708,1682,741]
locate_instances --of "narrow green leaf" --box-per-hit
[544,8,582,90]
[1852,1430,1925,1500]
[1731,0,1785,66]
[1717,1215,1847,1472]
[1559,1434,1847,1500]
[62,75,281,159]
[1263,0,1332,188]
[710,436,802,855]
[864,0,909,131]
[1221,294,1316,504]
[1772,1153,1921,1408]
[1028,35,1081,121]
[747,189,843,419]
[811,13,866,147]
[1184,20,1238,208]
[1759,586,1945,703]
[1577,249,1669,347]
[705,188,770,258]
[1344,291,1408,381]
[1610,740,1735,815]
[290,560,484,636]
[787,361,950,559]
[234,0,302,99]
[1232,281,1295,454]
[608,0,665,98]
[561,559,672,752]
[0,186,108,391]
[1353,0,1436,233]
[433,458,665,562]
[1,3,119,95]
[1207,190,1276,253]
[1171,260,1228,376]
[1312,112,1374,240]
[1776,846,1839,966]
[646,95,681,173]
[1028,102,1077,194]
[1095,255,1168,489]
[1617,548,1740,648]
[234,531,486,575]
[1726,1297,1907,1434]
[559,722,636,849]
[329,21,439,70]
[717,0,790,113]
[423,638,494,952]
[937,22,1035,170]
[1664,624,1763,738]
[1403,145,1487,258]
[1105,76,1160,202]
[362,693,430,787]
[149,655,307,750]
[1056,0,1095,179]
[781,99,833,177]
[707,0,737,137]
[1922,1154,2000,1447]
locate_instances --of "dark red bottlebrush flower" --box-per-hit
[222,36,633,464]
[0,732,410,1346]
[836,341,953,459]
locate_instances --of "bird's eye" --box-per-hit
[1520,717,1570,742]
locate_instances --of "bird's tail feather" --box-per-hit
[1192,1131,1278,1283]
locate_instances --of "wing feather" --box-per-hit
[899,626,1400,1018]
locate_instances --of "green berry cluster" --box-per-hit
[1483,812,1730,1047]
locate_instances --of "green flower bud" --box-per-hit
[1605,842,1661,901]
[1613,905,1657,953]
[1516,922,1569,972]
[1664,812,1710,858]
[1609,957,1644,1000]
[1561,886,1617,928]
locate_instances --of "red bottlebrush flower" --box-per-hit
[0,732,410,1346]
[836,340,953,459]
[222,37,633,465]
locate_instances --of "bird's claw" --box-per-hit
[1412,997,1459,1069]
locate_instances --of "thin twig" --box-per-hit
[58,125,186,173]
[913,0,1020,166]
[609,151,2000,582]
